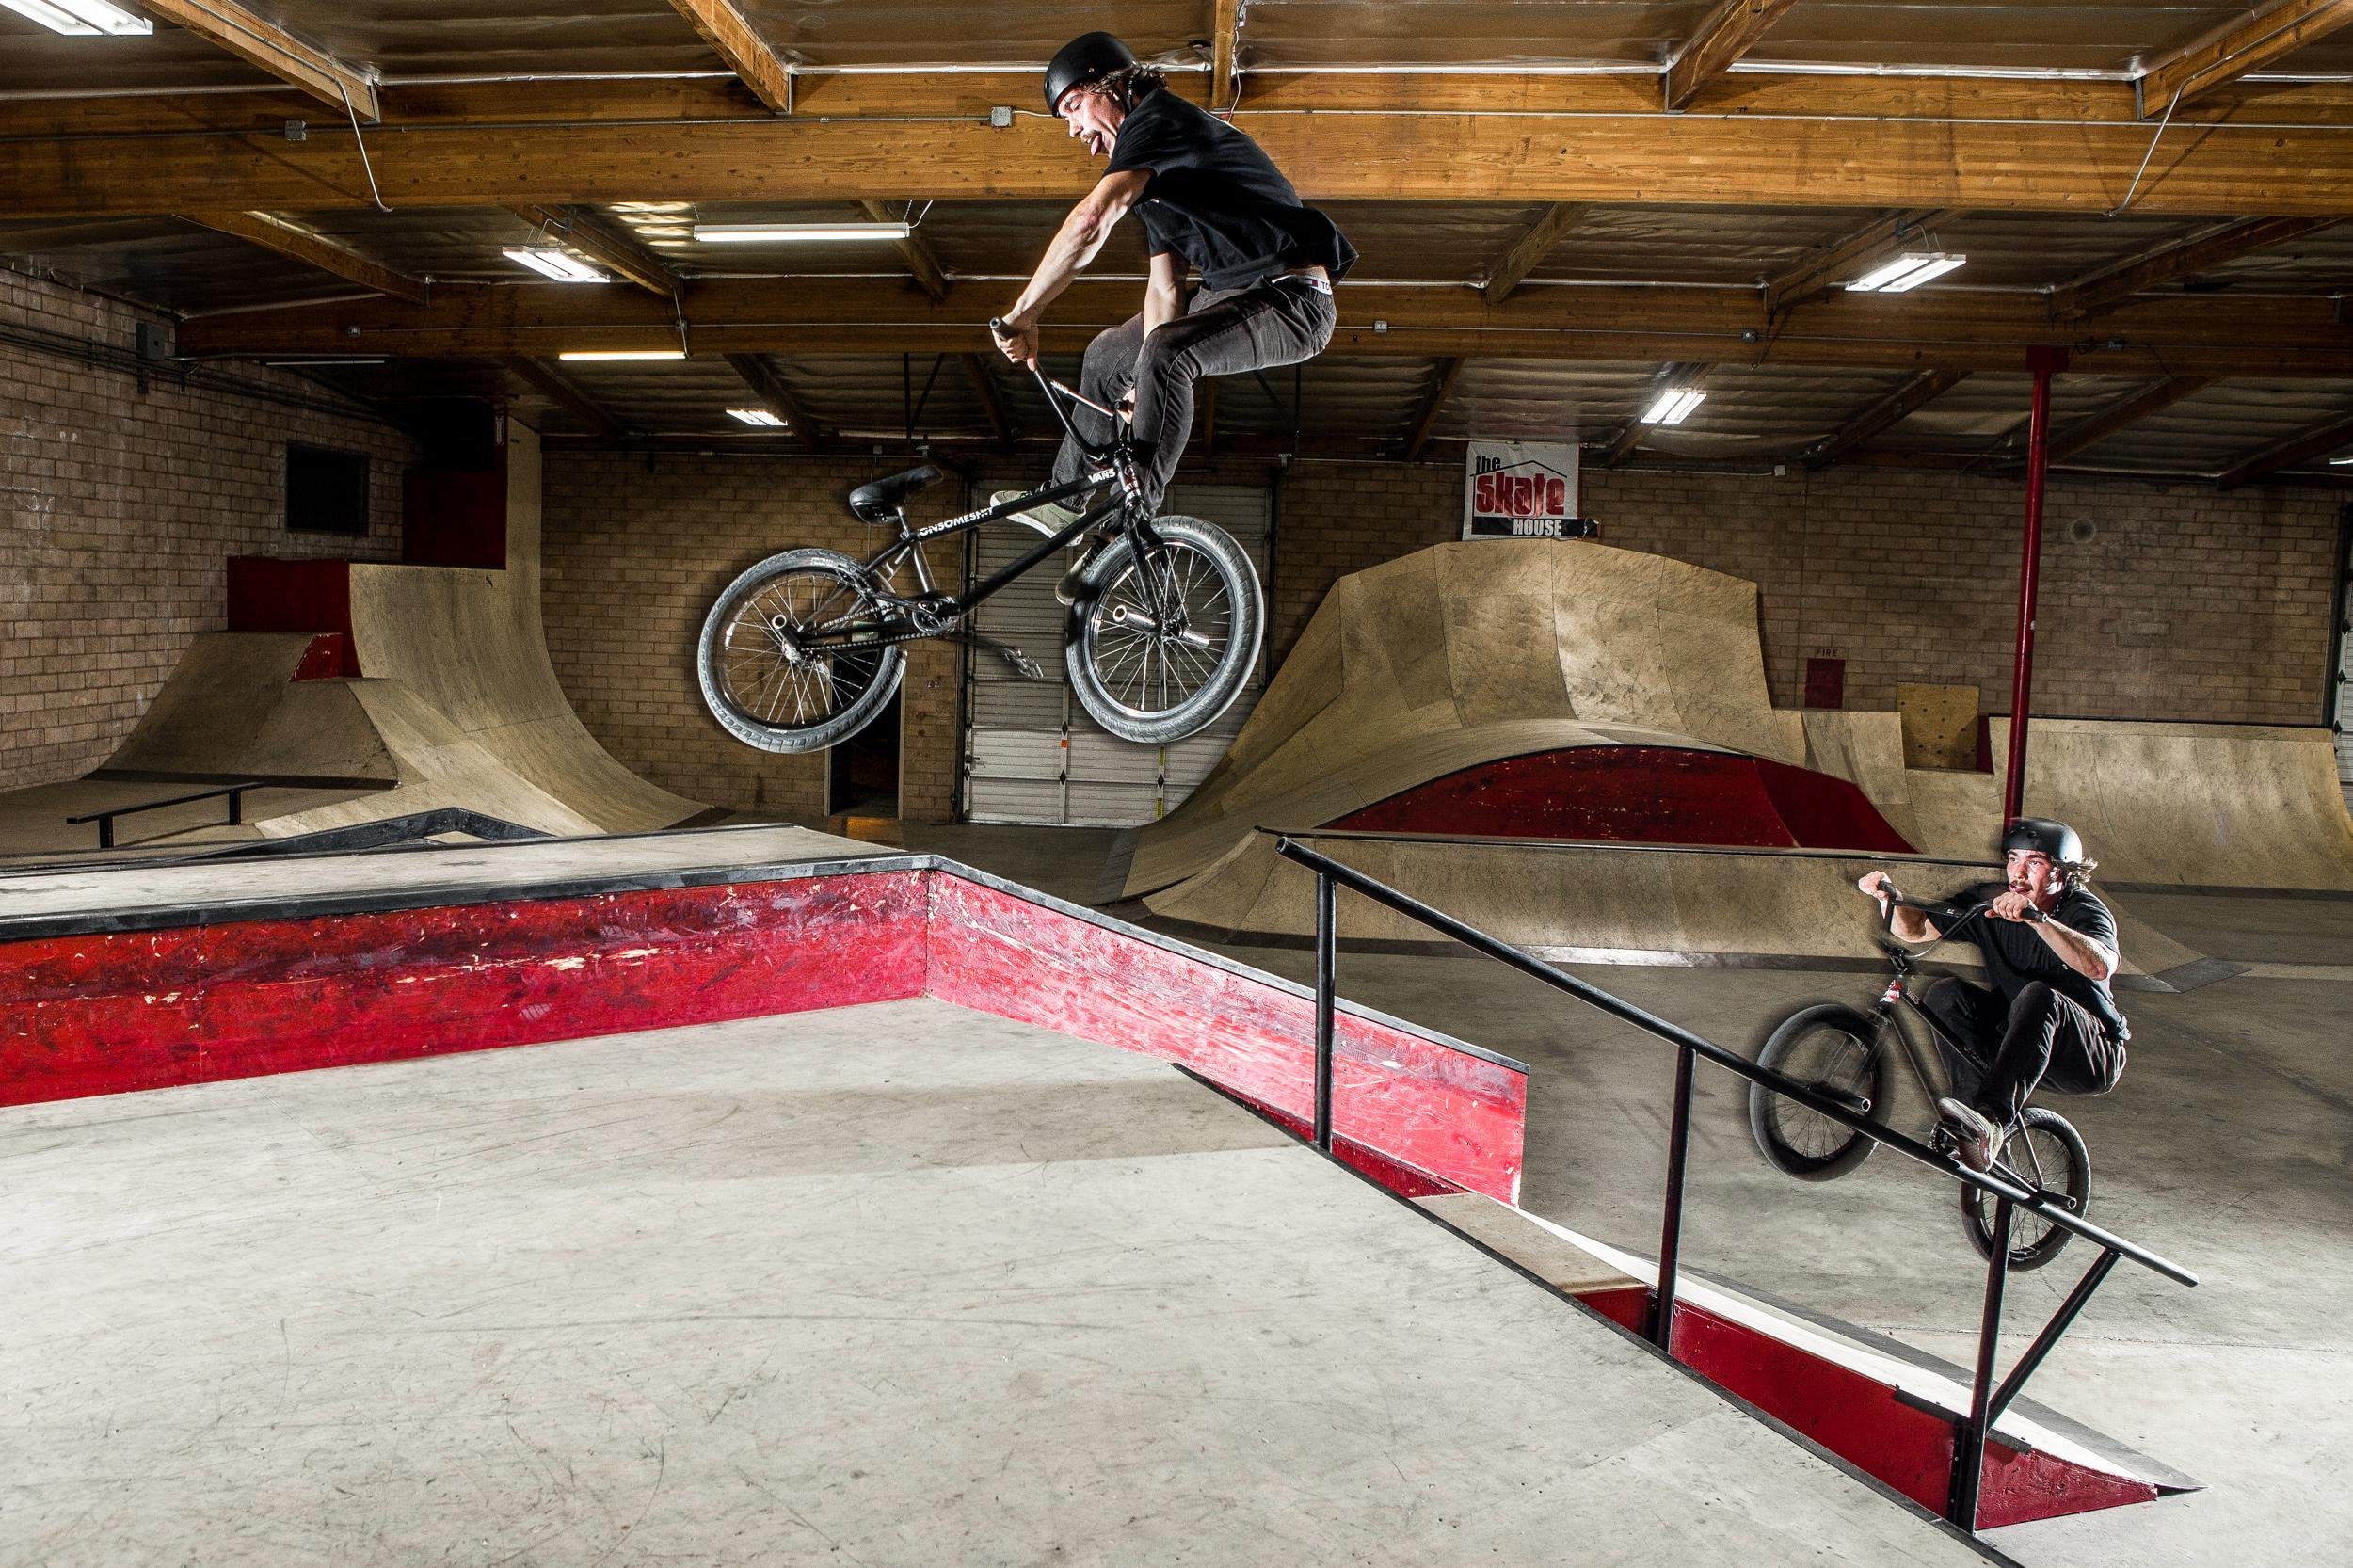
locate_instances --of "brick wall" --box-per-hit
[540,451,964,823]
[0,268,414,792]
[1271,459,2345,726]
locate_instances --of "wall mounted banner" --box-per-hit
[1463,440,1595,540]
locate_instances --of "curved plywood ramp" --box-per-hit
[1127,540,1807,897]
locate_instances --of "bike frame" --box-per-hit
[799,370,1168,654]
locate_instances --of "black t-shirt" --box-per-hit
[1950,881,2129,1042]
[1105,88,1358,291]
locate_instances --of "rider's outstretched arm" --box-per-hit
[1002,171,1149,334]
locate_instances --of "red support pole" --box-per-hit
[2004,347,2069,824]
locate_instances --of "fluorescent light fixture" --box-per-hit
[2330,454,2353,466]
[692,221,913,245]
[1849,252,1967,294]
[1642,388,1707,426]
[557,349,686,362]
[728,408,788,427]
[503,247,605,283]
[0,0,152,35]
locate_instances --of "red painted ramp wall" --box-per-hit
[1331,747,1915,854]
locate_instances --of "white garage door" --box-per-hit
[964,483,1271,825]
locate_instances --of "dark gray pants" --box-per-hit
[1921,976,2126,1123]
[1051,276,1337,514]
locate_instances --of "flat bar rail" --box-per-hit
[67,781,264,850]
[1268,831,2197,1536]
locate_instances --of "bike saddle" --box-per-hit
[847,464,941,524]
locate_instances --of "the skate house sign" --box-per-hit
[1463,440,1596,540]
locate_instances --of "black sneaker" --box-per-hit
[1936,1096,2002,1174]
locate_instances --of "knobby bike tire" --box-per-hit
[1064,515,1263,746]
[696,548,904,754]
[1749,1002,1892,1181]
[1961,1107,2091,1272]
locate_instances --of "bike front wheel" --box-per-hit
[1749,1003,1891,1181]
[696,548,904,754]
[1961,1107,2090,1271]
[1064,515,1262,746]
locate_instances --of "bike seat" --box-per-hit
[847,464,941,524]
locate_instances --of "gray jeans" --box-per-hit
[1051,276,1337,514]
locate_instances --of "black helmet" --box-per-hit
[2001,817,2085,867]
[1045,31,1139,114]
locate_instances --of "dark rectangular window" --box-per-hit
[285,445,371,536]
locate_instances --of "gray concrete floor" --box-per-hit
[1,1000,1993,1568]
[1168,887,2353,1568]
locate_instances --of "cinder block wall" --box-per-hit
[0,269,413,792]
[540,451,963,823]
[1273,460,2345,727]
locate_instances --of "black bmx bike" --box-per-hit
[1747,888,2094,1271]
[696,341,1263,754]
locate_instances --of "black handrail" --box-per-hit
[1267,831,2197,1536]
[68,781,264,849]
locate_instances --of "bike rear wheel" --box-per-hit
[696,548,904,754]
[1064,515,1262,746]
[1749,1003,1891,1181]
[1961,1107,2090,1271]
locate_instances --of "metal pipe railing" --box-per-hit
[1267,831,2197,1536]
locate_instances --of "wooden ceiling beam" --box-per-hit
[1664,0,1800,112]
[173,278,2353,378]
[2052,216,2340,318]
[501,356,629,440]
[138,1,378,120]
[1802,368,1973,468]
[1767,209,1961,315]
[2045,376,2217,464]
[2217,408,2353,486]
[180,211,426,304]
[1404,358,1465,460]
[1481,203,1590,304]
[861,200,948,301]
[22,93,2353,220]
[666,0,795,114]
[1209,0,1243,114]
[2137,0,2353,119]
[506,204,680,296]
[724,352,828,450]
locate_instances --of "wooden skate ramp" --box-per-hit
[1127,540,1808,897]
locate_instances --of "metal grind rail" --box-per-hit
[1268,831,2197,1537]
[67,781,264,849]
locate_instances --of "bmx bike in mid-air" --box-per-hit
[1747,887,2096,1271]
[695,342,1262,754]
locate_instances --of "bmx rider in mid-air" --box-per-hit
[1857,818,2129,1171]
[990,31,1357,600]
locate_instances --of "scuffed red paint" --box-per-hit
[1329,746,1915,855]
[292,632,358,681]
[1220,1089,1465,1198]
[2,872,932,1106]
[1579,1292,2160,1528]
[924,874,1526,1204]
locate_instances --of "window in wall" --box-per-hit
[285,445,371,536]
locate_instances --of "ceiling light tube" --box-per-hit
[692,222,913,244]
[558,349,686,362]
[1642,388,1707,426]
[0,0,152,34]
[1849,252,1966,294]
[504,248,606,283]
[728,408,788,427]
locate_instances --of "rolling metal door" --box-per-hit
[2336,513,2352,802]
[964,483,1271,825]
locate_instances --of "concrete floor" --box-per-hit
[1,1000,1993,1568]
[1171,886,2353,1568]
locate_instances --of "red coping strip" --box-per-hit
[1330,747,1915,855]
[926,874,1523,1202]
[1576,1289,2158,1528]
[0,867,1523,1204]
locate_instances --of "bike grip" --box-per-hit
[988,317,1011,335]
